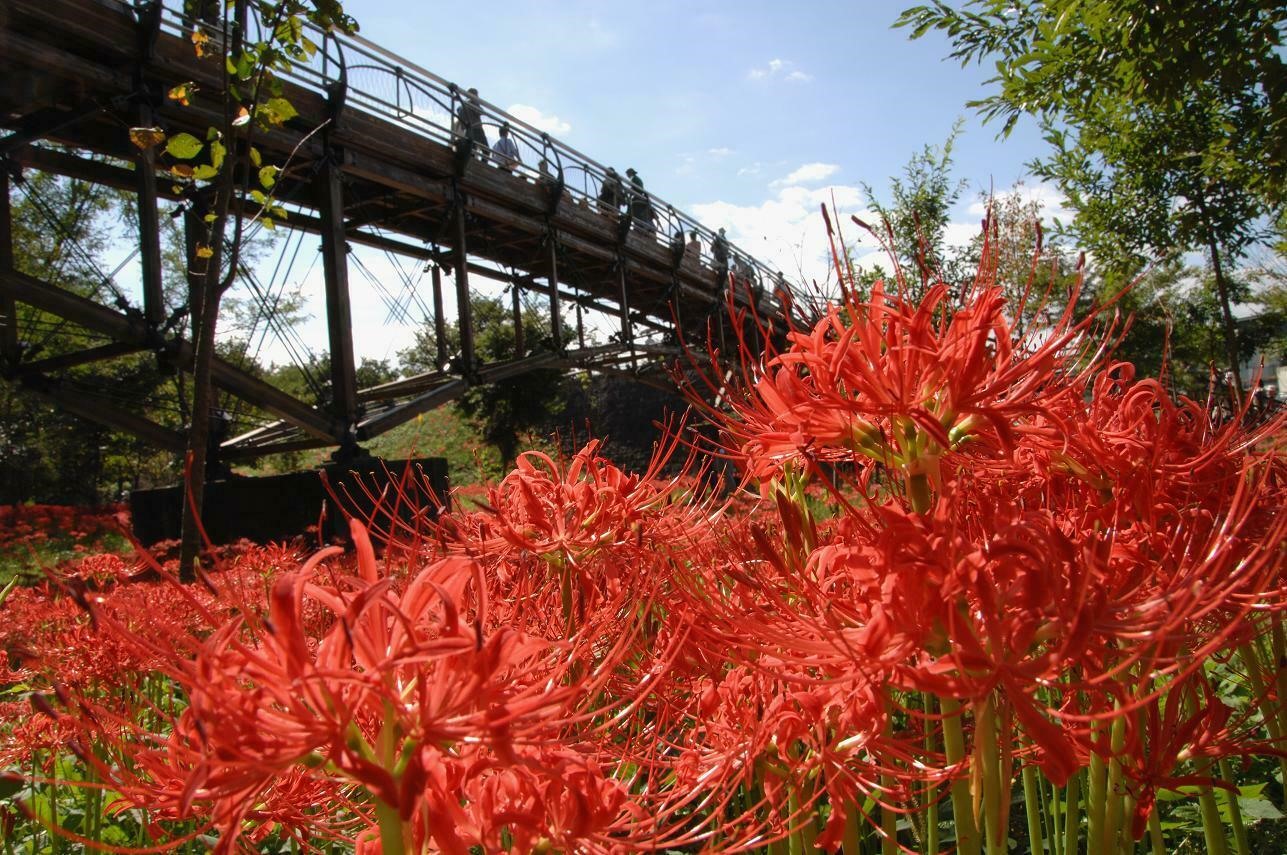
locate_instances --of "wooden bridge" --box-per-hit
[0,0,792,465]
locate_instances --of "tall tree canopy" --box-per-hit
[897,0,1286,388]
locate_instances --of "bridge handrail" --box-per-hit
[157,2,791,318]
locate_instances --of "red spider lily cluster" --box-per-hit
[3,224,1285,853]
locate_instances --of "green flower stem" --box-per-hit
[1238,640,1287,802]
[941,696,980,855]
[1101,714,1126,855]
[1147,802,1166,855]
[1086,724,1107,855]
[1197,765,1230,855]
[1218,758,1250,855]
[925,693,940,855]
[1271,618,1287,779]
[1022,766,1043,855]
[843,800,862,855]
[908,472,933,514]
[376,798,406,855]
[1062,772,1081,855]
[1049,776,1064,855]
[974,696,1004,855]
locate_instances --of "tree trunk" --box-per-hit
[178,292,221,580]
[1195,193,1243,397]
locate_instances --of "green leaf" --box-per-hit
[249,146,262,168]
[192,163,218,181]
[208,139,226,171]
[264,97,299,125]
[1238,796,1284,822]
[164,132,203,160]
[259,165,279,189]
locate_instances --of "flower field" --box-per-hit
[2,236,1285,853]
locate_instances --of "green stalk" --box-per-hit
[974,696,1004,855]
[1197,767,1230,855]
[941,696,980,855]
[375,799,406,855]
[1147,803,1166,855]
[1101,715,1126,855]
[881,708,898,855]
[1272,618,1287,750]
[843,802,863,855]
[50,756,60,855]
[1022,766,1043,855]
[1238,640,1287,801]
[1050,777,1064,855]
[908,472,933,514]
[925,693,940,855]
[1218,758,1250,855]
[787,785,803,855]
[1086,724,1107,855]
[375,704,407,855]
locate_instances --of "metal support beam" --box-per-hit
[357,379,467,438]
[0,101,116,156]
[547,230,562,351]
[431,264,448,370]
[511,284,524,356]
[617,257,633,345]
[453,200,475,374]
[0,169,15,363]
[18,373,187,451]
[135,103,166,325]
[19,341,143,374]
[315,158,359,435]
[0,269,338,440]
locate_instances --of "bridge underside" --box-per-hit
[0,0,789,464]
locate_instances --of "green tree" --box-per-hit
[897,0,1286,390]
[401,292,568,467]
[858,122,969,298]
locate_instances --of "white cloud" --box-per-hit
[737,162,763,177]
[967,180,1072,224]
[707,146,734,158]
[507,104,572,136]
[692,182,869,287]
[771,162,840,187]
[747,57,813,83]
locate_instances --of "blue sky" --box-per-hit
[248,1,1075,364]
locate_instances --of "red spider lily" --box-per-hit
[687,257,1109,505]
[46,521,619,852]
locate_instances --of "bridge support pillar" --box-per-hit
[511,284,525,356]
[546,229,562,351]
[453,202,475,375]
[431,263,448,370]
[315,159,359,447]
[616,258,632,346]
[0,169,15,364]
[135,102,165,328]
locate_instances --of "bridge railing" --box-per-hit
[157,2,793,322]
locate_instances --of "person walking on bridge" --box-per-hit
[598,167,624,215]
[456,88,489,155]
[493,123,521,171]
[626,168,657,234]
[712,227,730,281]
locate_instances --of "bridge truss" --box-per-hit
[0,0,793,466]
